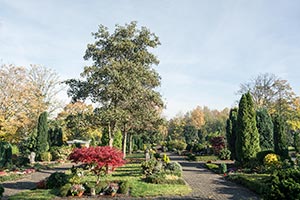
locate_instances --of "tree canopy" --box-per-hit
[238,73,296,117]
[65,22,164,156]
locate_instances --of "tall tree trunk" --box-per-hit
[129,133,133,155]
[122,132,127,158]
[108,124,114,147]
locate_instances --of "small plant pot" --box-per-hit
[111,192,116,197]
[90,188,96,196]
[77,191,84,197]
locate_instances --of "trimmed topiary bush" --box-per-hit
[0,141,13,169]
[0,184,4,197]
[256,150,275,164]
[46,172,69,189]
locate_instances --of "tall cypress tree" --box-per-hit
[36,112,49,158]
[236,92,260,163]
[273,114,289,159]
[236,94,247,162]
[226,108,238,160]
[245,92,261,158]
[256,108,274,150]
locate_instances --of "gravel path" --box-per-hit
[1,162,74,200]
[167,154,260,200]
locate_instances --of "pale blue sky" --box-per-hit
[1,0,300,118]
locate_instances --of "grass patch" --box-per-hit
[130,180,191,197]
[8,189,58,200]
[205,163,220,173]
[226,173,270,195]
[188,155,218,162]
[0,173,27,183]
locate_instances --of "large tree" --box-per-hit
[57,101,100,140]
[185,106,205,130]
[256,108,274,150]
[238,73,296,117]
[28,65,65,116]
[65,22,164,157]
[0,65,46,142]
[236,92,260,163]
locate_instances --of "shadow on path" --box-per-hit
[168,153,260,200]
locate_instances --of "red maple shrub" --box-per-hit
[210,136,226,155]
[69,146,125,183]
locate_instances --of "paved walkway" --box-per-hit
[2,162,74,200]
[167,154,260,200]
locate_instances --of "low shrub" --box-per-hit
[219,148,231,160]
[162,154,170,163]
[95,181,108,194]
[40,152,52,162]
[220,163,227,174]
[264,168,300,200]
[192,143,206,153]
[264,153,280,165]
[118,180,129,194]
[141,159,161,176]
[256,150,274,164]
[15,156,30,167]
[187,153,196,161]
[167,140,187,152]
[154,153,161,159]
[164,161,182,177]
[46,172,69,189]
[0,184,4,197]
[50,146,73,161]
[59,183,72,197]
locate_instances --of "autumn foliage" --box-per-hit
[69,146,125,173]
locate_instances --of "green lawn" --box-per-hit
[9,189,57,200]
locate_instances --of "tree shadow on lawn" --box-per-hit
[211,177,260,200]
[2,181,36,190]
[112,171,141,177]
[154,197,212,200]
[179,162,200,167]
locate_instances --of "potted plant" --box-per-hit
[103,182,119,196]
[70,184,85,197]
